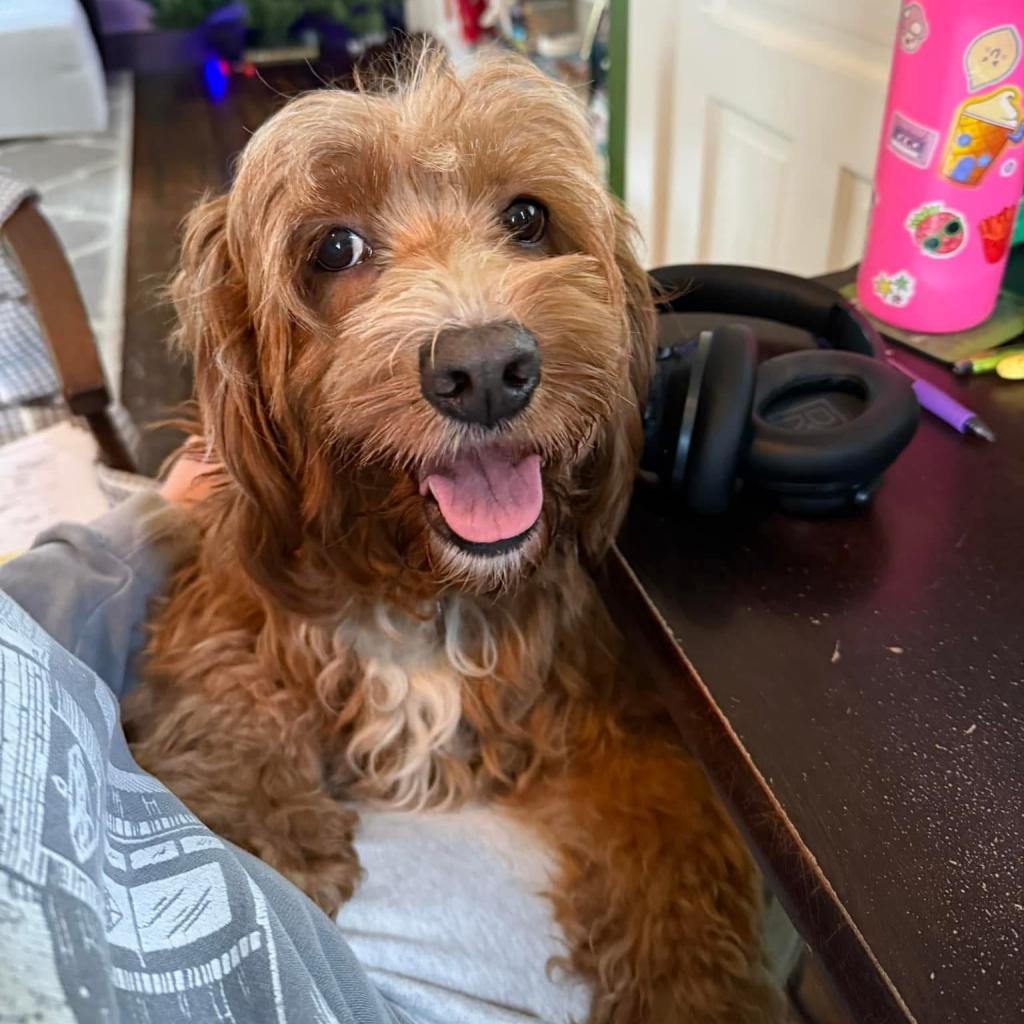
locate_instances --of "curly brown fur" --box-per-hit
[123,48,783,1023]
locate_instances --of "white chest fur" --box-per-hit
[302,598,499,810]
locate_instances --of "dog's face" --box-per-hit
[176,52,653,606]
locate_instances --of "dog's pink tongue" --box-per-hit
[425,449,542,544]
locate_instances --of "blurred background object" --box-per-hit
[0,0,109,140]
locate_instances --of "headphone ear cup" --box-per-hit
[745,351,920,493]
[685,324,759,514]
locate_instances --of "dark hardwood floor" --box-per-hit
[121,63,333,475]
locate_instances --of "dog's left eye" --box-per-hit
[502,198,547,245]
[314,227,372,271]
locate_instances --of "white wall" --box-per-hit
[623,0,679,267]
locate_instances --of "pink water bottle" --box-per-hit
[858,3,1024,332]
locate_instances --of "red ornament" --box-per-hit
[453,0,487,44]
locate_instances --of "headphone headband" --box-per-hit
[648,264,881,359]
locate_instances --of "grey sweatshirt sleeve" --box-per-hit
[0,490,198,698]
[0,512,406,1024]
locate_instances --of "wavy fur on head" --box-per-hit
[124,47,783,1024]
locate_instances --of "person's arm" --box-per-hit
[0,453,211,698]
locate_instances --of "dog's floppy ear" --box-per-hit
[172,193,304,593]
[579,202,656,561]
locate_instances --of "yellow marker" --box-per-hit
[996,352,1024,379]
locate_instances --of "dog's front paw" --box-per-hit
[255,802,363,915]
[270,852,362,915]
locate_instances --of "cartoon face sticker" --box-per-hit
[964,25,1021,91]
[905,203,967,257]
[941,86,1024,186]
[872,270,916,307]
[900,3,929,54]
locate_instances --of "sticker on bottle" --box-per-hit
[899,3,929,54]
[978,205,1017,263]
[888,111,940,168]
[872,270,916,307]
[905,203,967,258]
[940,86,1024,186]
[964,25,1020,91]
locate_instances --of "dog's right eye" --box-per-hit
[501,198,547,246]
[314,227,372,272]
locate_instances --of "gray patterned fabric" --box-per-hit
[0,493,594,1024]
[0,493,408,1024]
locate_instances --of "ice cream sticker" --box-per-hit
[899,3,929,54]
[888,111,940,168]
[905,203,966,258]
[964,25,1020,91]
[940,87,1024,186]
[978,205,1017,263]
[872,270,916,307]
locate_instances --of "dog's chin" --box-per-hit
[417,441,548,587]
[425,514,546,590]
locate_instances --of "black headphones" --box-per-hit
[640,265,921,516]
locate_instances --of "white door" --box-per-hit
[626,0,901,276]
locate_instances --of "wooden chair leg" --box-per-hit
[85,409,137,473]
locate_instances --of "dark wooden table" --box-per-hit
[612,275,1024,1023]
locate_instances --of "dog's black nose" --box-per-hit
[419,322,540,428]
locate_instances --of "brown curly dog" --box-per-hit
[123,48,784,1024]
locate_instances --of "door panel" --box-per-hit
[626,0,900,275]
[700,103,792,266]
[828,168,874,271]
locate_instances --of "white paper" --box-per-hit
[0,422,110,559]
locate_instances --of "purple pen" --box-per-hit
[886,354,996,442]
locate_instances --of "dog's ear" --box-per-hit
[579,201,656,561]
[172,193,305,592]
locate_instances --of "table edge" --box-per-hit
[606,545,916,1024]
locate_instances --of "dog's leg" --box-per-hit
[522,725,784,1024]
[125,685,361,915]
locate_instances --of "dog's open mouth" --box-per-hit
[419,444,543,556]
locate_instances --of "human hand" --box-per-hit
[160,438,220,505]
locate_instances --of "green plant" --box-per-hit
[143,0,227,29]
[240,0,306,43]
[143,0,388,40]
[310,1,388,37]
